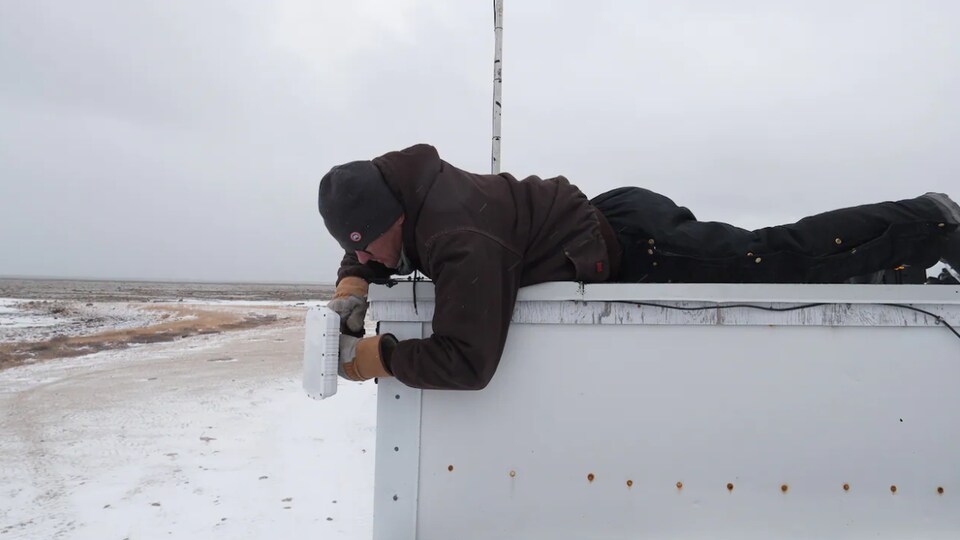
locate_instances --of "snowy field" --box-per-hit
[0,297,378,539]
[0,298,168,344]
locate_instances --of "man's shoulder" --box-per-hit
[373,143,440,169]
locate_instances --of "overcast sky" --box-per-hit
[1,1,958,283]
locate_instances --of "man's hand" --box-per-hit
[338,334,397,381]
[328,276,368,335]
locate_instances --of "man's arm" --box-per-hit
[385,231,523,390]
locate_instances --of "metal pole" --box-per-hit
[491,0,503,174]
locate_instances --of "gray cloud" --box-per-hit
[1,0,958,282]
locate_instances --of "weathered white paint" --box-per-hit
[491,0,503,174]
[369,282,960,328]
[369,281,960,305]
[370,299,960,328]
[370,283,960,539]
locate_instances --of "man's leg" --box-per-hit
[593,187,761,283]
[593,188,959,283]
[750,194,956,282]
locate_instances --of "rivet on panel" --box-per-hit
[394,446,399,452]
[939,223,946,228]
[843,483,850,492]
[647,249,654,255]
[746,252,753,257]
[392,494,398,501]
[781,484,789,493]
[626,480,633,488]
[648,239,655,245]
[652,262,658,267]
[395,394,400,400]
[448,465,454,472]
[676,481,683,490]
[755,257,763,264]
[890,485,897,494]
[587,473,595,483]
[509,470,516,478]
[727,483,734,492]
[835,238,842,245]
[937,486,944,495]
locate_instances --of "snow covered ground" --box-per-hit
[0,298,74,334]
[0,298,168,345]
[0,305,378,539]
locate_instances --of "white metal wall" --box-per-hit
[371,283,960,539]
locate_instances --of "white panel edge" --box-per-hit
[368,281,960,305]
[373,322,424,540]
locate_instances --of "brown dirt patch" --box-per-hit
[0,306,284,370]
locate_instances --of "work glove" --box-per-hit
[338,334,398,381]
[327,276,368,336]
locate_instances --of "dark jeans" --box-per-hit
[591,187,956,283]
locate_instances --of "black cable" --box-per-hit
[379,274,423,314]
[884,303,960,340]
[375,279,960,342]
[410,271,428,315]
[627,301,830,313]
[412,272,418,315]
[605,300,960,343]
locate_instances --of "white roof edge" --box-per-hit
[369,281,960,305]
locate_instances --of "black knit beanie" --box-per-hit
[318,160,403,251]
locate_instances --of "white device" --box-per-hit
[302,306,340,400]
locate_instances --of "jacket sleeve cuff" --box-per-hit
[379,333,399,375]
